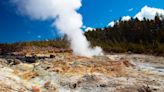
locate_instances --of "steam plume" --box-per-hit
[12,0,103,57]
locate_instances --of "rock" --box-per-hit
[0,53,164,92]
[70,83,77,89]
[6,58,21,65]
[24,56,37,63]
[44,81,51,88]
[31,86,40,92]
[99,84,107,87]
[21,71,39,80]
[18,88,26,92]
[137,85,152,92]
[122,60,135,67]
[14,59,21,65]
[0,58,8,65]
[50,54,55,58]
[7,59,14,64]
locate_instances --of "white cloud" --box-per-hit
[107,5,164,27]
[135,5,164,20]
[122,16,131,21]
[85,27,95,32]
[107,21,115,27]
[128,8,133,12]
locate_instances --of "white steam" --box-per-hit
[12,0,103,57]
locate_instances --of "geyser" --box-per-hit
[12,0,103,57]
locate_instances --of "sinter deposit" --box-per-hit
[0,50,164,92]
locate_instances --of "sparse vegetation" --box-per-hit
[0,39,69,54]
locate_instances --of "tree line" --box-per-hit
[85,14,164,55]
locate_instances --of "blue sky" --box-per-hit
[0,0,164,43]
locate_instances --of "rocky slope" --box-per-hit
[0,52,164,92]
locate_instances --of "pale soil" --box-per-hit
[0,53,163,92]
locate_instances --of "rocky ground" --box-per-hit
[0,51,164,92]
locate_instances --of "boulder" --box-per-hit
[7,59,21,65]
[50,54,55,58]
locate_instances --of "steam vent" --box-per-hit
[0,0,164,92]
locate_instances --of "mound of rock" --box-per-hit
[0,53,164,92]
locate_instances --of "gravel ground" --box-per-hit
[0,53,164,92]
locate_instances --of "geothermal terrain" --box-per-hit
[0,47,164,92]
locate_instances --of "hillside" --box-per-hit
[85,14,164,55]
